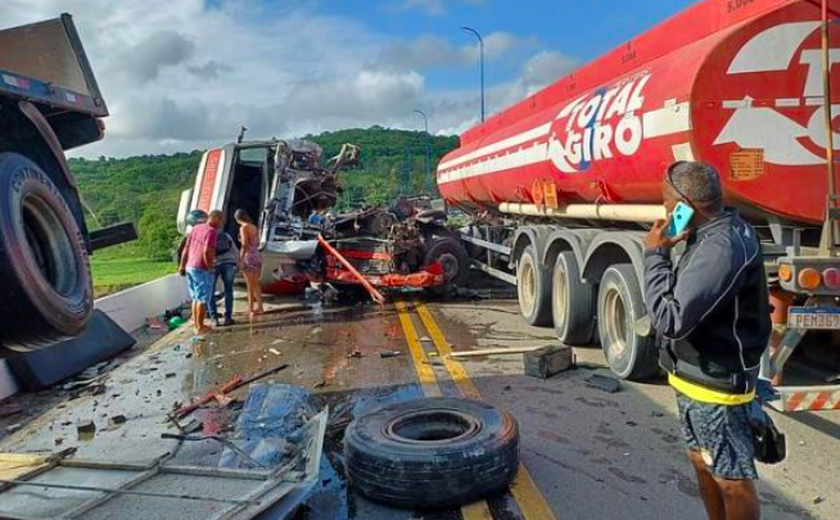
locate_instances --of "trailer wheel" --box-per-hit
[517,245,552,326]
[597,264,659,380]
[425,236,469,286]
[0,153,92,351]
[552,252,596,345]
[345,397,519,509]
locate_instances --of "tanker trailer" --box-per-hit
[440,0,840,412]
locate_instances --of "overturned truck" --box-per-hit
[178,139,468,296]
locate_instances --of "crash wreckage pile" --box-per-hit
[262,140,470,295]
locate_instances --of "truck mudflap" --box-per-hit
[769,386,840,412]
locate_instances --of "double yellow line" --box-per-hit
[394,300,557,520]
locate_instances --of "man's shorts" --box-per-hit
[187,268,214,304]
[676,392,758,480]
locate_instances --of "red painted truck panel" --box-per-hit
[438,0,840,225]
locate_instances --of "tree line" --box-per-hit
[71,127,460,261]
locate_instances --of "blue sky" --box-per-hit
[3,0,699,157]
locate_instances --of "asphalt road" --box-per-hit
[0,281,838,519]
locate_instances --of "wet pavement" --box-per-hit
[0,276,839,519]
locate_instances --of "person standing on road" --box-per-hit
[179,210,219,337]
[207,210,239,328]
[235,209,264,317]
[644,161,771,520]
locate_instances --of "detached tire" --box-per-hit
[517,245,552,326]
[0,153,93,351]
[596,264,659,380]
[552,251,596,345]
[345,398,519,509]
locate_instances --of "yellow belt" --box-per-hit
[668,372,755,406]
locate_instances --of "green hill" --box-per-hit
[71,127,459,295]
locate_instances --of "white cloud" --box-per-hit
[0,1,578,156]
[399,0,484,16]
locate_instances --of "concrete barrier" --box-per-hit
[94,274,190,333]
[0,274,190,400]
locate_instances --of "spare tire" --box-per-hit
[0,153,93,351]
[345,397,519,509]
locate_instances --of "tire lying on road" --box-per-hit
[0,152,93,351]
[344,397,519,509]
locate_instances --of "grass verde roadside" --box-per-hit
[90,244,176,298]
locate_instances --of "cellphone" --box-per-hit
[668,202,695,237]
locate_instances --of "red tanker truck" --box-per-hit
[440,0,840,412]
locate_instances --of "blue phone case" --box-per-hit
[668,202,694,237]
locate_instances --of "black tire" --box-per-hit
[552,251,596,345]
[344,397,519,509]
[424,236,469,286]
[596,264,659,380]
[516,245,552,326]
[0,153,92,351]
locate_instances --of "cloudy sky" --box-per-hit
[2,0,695,157]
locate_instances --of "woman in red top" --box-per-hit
[235,209,264,317]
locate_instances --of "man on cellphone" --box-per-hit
[644,161,771,520]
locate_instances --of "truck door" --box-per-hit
[177,146,235,233]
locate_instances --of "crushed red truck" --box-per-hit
[438,0,840,412]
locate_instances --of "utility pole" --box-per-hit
[414,109,432,194]
[461,26,485,123]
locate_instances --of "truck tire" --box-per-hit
[596,264,659,380]
[345,397,519,509]
[0,153,93,351]
[517,245,552,326]
[424,236,469,286]
[552,251,596,345]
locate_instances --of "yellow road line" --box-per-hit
[395,300,441,397]
[462,501,494,520]
[415,301,480,400]
[397,300,491,520]
[416,301,559,520]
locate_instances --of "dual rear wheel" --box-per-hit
[515,245,659,380]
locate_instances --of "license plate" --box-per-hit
[788,307,840,330]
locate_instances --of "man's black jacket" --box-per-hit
[644,209,771,393]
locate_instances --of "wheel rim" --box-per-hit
[436,252,460,281]
[603,284,629,364]
[385,409,481,445]
[518,256,536,316]
[21,194,79,297]
[553,263,568,332]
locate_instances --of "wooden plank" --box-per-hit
[449,346,545,358]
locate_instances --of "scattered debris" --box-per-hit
[585,374,622,393]
[269,348,282,356]
[814,496,825,505]
[5,423,22,434]
[379,350,402,358]
[450,346,544,359]
[524,345,574,379]
[77,420,96,440]
[0,403,23,419]
[165,372,177,379]
[175,363,290,418]
[348,350,363,359]
[314,381,328,389]
[108,415,127,429]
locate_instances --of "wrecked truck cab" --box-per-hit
[180,138,469,296]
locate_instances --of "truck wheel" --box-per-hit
[425,236,469,286]
[517,245,552,326]
[345,397,519,509]
[596,264,659,380]
[552,251,595,345]
[0,153,92,351]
